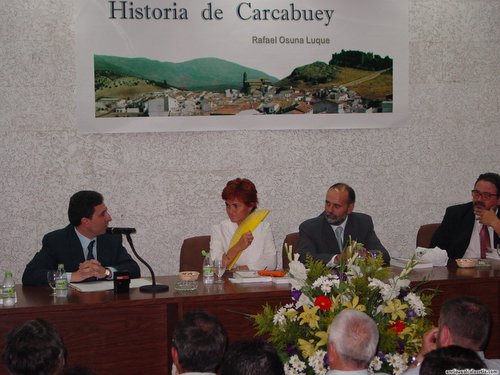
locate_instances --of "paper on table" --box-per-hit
[229,276,273,283]
[229,276,291,284]
[70,278,153,292]
[391,258,433,269]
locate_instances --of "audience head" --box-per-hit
[68,190,104,226]
[473,172,500,211]
[2,318,66,375]
[328,309,379,370]
[220,339,284,375]
[324,183,356,225]
[171,310,227,374]
[221,178,258,224]
[438,295,491,351]
[420,345,485,375]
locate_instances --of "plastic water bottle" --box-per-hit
[55,264,68,298]
[202,254,214,284]
[2,271,16,307]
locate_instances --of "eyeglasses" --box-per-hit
[471,190,498,200]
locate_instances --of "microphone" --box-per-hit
[106,227,169,293]
[106,227,137,235]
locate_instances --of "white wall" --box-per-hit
[0,1,498,280]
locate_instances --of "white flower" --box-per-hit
[285,355,306,375]
[273,307,287,326]
[369,276,410,302]
[308,350,327,375]
[369,356,383,371]
[347,264,361,278]
[369,278,395,301]
[295,293,313,309]
[289,260,307,280]
[404,292,427,317]
[312,276,338,294]
[385,353,409,375]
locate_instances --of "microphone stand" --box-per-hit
[125,233,169,292]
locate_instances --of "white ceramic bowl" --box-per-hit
[455,258,479,268]
[179,271,200,281]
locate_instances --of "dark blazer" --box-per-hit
[431,202,500,259]
[297,212,390,264]
[22,224,141,285]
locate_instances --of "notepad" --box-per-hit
[70,278,153,292]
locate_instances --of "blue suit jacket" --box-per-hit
[22,224,140,285]
[297,212,390,264]
[431,202,500,259]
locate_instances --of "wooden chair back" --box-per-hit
[416,223,441,248]
[179,235,211,272]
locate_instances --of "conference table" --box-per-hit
[0,260,499,375]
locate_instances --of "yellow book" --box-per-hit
[227,209,270,270]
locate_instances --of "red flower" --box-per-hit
[388,321,406,334]
[314,296,331,311]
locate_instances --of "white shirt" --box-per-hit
[463,216,496,259]
[210,219,276,270]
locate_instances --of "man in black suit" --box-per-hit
[431,172,500,259]
[297,183,390,265]
[22,190,140,285]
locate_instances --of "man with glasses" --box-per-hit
[431,172,500,259]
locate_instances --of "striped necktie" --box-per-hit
[335,226,344,250]
[479,225,490,259]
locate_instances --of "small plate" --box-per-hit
[456,258,479,268]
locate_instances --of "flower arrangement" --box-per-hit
[254,240,435,375]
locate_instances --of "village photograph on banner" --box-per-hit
[76,0,409,133]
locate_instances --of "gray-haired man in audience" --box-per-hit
[327,309,382,375]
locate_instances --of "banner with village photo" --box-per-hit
[75,0,408,133]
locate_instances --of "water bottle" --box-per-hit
[2,271,16,307]
[202,253,214,284]
[55,264,68,298]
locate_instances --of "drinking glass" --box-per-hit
[214,259,226,284]
[47,270,57,296]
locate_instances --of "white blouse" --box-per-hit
[210,219,277,270]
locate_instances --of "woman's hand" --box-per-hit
[237,231,254,251]
[223,231,254,268]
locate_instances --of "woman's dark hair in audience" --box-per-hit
[420,345,485,375]
[2,318,67,375]
[220,339,285,375]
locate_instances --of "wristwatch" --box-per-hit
[104,268,112,279]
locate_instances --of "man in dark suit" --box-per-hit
[22,190,140,285]
[431,172,500,259]
[297,183,390,265]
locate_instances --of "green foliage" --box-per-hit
[288,61,336,84]
[329,49,393,71]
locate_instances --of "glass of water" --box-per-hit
[214,258,226,284]
[47,270,57,296]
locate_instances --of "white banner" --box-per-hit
[76,0,408,133]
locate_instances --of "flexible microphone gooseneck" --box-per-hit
[106,227,169,293]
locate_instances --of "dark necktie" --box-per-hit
[479,225,490,259]
[87,240,96,260]
[335,226,344,250]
